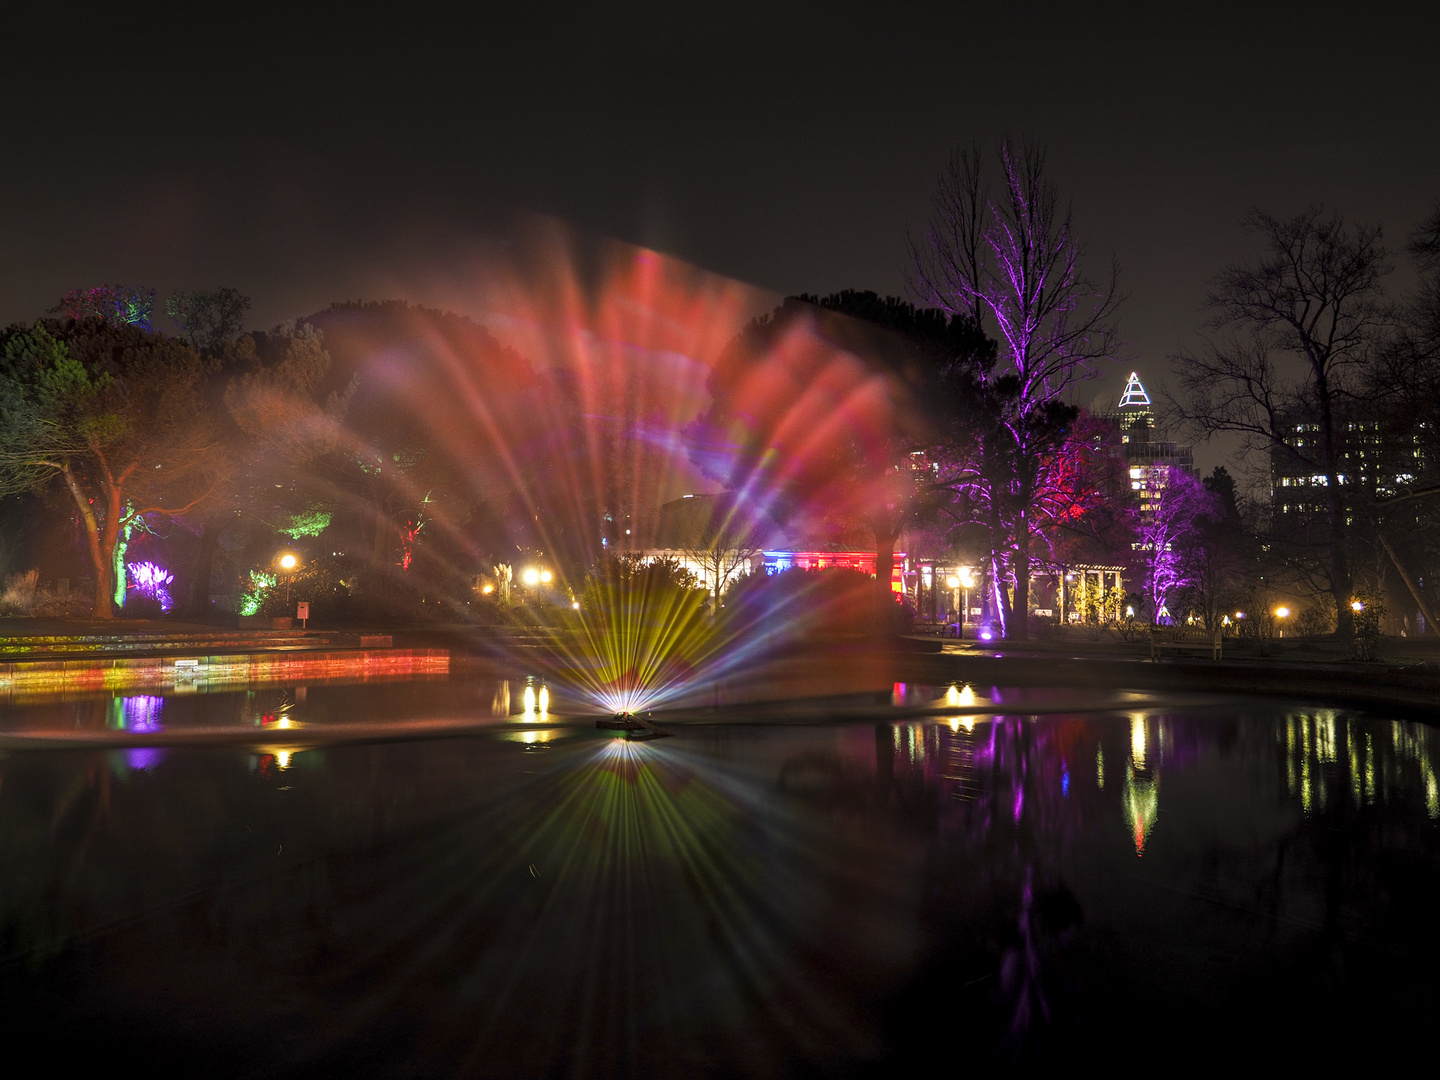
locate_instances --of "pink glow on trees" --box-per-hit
[913,141,1121,638]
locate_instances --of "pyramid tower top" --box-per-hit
[1118,372,1151,408]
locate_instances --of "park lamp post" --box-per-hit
[958,566,974,627]
[1275,606,1290,637]
[278,552,299,606]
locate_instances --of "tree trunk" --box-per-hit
[61,464,114,619]
[1377,530,1438,635]
[989,550,1010,638]
[1317,388,1355,642]
[874,529,896,636]
[95,486,123,619]
[371,509,392,570]
[1010,530,1030,641]
[190,517,220,616]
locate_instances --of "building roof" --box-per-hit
[1118,371,1152,409]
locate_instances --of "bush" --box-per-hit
[1030,611,1066,641]
[1351,590,1386,661]
[1295,599,1337,637]
[0,569,39,615]
[723,567,901,638]
[580,554,708,630]
[120,593,167,619]
[0,570,89,617]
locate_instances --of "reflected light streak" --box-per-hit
[1130,715,1147,771]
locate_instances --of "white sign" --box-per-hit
[296,602,309,620]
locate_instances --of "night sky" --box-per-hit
[5,3,1438,471]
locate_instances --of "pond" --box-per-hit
[0,677,1436,1072]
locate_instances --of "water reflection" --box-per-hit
[1282,710,1440,818]
[0,698,1437,1070]
[107,694,165,731]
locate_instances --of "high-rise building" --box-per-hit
[1096,372,1196,522]
[1271,410,1427,524]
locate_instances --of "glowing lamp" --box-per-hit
[1276,607,1290,618]
[540,570,553,583]
[279,553,297,570]
[1351,600,1364,612]
[482,584,494,595]
[522,567,541,586]
[946,575,960,589]
[958,567,975,588]
[572,600,580,610]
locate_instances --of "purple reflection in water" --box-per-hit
[124,695,164,731]
[125,747,165,771]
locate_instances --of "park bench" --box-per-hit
[1148,625,1222,660]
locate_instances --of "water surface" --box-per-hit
[0,681,1436,1073]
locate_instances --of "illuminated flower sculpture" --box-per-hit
[127,560,175,613]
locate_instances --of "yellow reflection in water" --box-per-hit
[521,682,550,721]
[1096,745,1104,790]
[1365,734,1375,805]
[1130,715,1147,771]
[499,728,559,745]
[1123,769,1159,856]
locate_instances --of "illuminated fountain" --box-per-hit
[345,224,920,718]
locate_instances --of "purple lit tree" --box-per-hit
[1133,467,1220,624]
[911,142,1122,639]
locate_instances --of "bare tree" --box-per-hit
[167,287,252,352]
[664,493,768,618]
[910,140,1122,638]
[1168,208,1391,642]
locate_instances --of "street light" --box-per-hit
[1275,606,1290,637]
[1351,600,1364,613]
[278,552,299,605]
[946,575,960,632]
[956,567,974,634]
[522,567,541,586]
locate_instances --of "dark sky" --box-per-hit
[5,2,1438,471]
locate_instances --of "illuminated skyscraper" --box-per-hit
[1097,372,1195,523]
